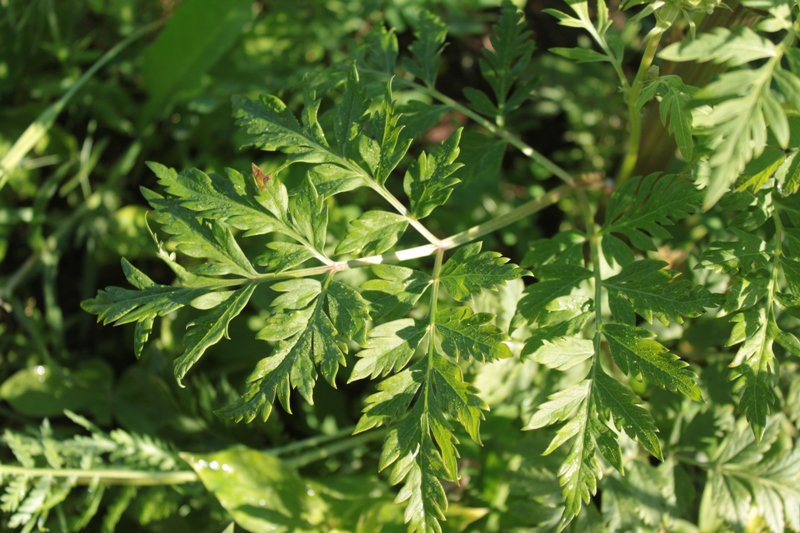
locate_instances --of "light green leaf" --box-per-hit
[529,336,594,371]
[512,264,592,329]
[440,242,527,302]
[362,265,432,322]
[291,178,327,252]
[335,211,408,257]
[603,323,702,401]
[182,446,319,533]
[174,285,257,384]
[525,380,590,430]
[521,311,591,361]
[659,27,777,66]
[349,319,424,382]
[550,47,610,63]
[699,228,770,275]
[435,306,512,362]
[326,280,371,345]
[355,361,425,433]
[255,242,315,273]
[404,129,463,219]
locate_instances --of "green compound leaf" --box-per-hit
[291,178,328,252]
[174,285,257,385]
[603,259,715,325]
[602,173,702,265]
[219,278,356,423]
[81,259,212,327]
[593,369,662,460]
[402,11,448,89]
[141,188,257,277]
[435,306,512,362]
[603,323,702,402]
[362,265,433,322]
[335,210,408,257]
[439,242,528,302]
[349,319,425,382]
[363,23,398,73]
[255,242,315,273]
[471,0,536,118]
[512,264,593,329]
[404,128,463,219]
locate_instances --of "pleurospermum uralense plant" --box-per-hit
[6,0,800,531]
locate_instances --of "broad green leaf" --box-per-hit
[603,260,714,324]
[361,265,432,321]
[593,369,662,460]
[140,0,251,123]
[0,360,112,422]
[521,230,586,269]
[602,173,702,260]
[440,242,527,302]
[335,63,368,157]
[435,306,512,362]
[404,128,463,219]
[735,147,786,193]
[182,446,320,533]
[255,242,315,273]
[455,131,507,184]
[141,188,257,277]
[603,323,702,401]
[306,163,366,198]
[335,210,408,256]
[657,77,695,161]
[528,336,594,371]
[512,264,592,329]
[291,178,328,252]
[463,87,498,117]
[402,11,448,88]
[326,280,371,345]
[349,319,424,382]
[174,285,257,384]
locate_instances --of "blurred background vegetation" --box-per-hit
[0,0,635,530]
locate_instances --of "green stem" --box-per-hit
[0,19,165,191]
[267,425,357,456]
[617,26,667,185]
[283,428,388,469]
[358,67,577,186]
[0,465,198,486]
[423,248,445,413]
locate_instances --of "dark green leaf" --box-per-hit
[362,265,432,322]
[435,306,512,362]
[404,128,463,219]
[402,11,448,88]
[335,210,408,257]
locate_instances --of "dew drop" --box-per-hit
[35,366,45,376]
[209,461,220,470]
